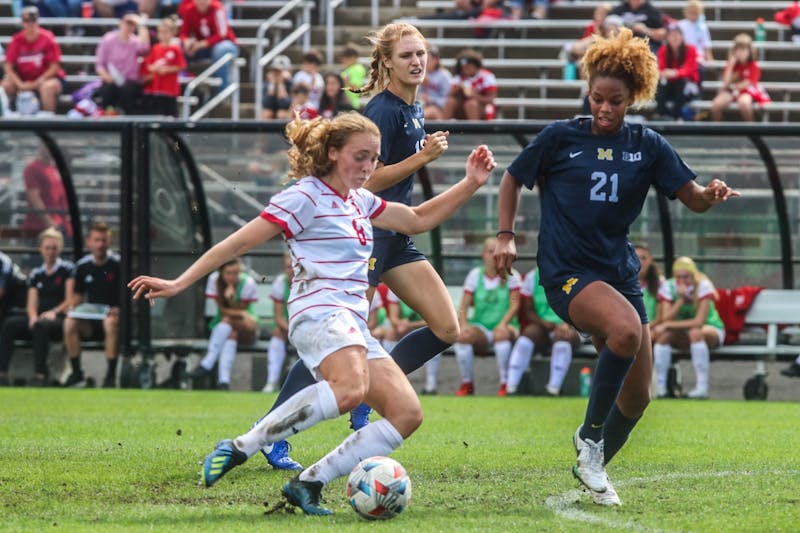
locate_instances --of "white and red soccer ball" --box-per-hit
[346,456,412,520]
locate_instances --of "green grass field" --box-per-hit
[1,389,797,532]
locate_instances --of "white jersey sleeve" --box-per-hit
[240,275,258,303]
[520,270,535,298]
[270,273,286,302]
[205,271,219,299]
[463,267,480,294]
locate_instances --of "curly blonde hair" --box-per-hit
[581,27,659,106]
[284,111,381,181]
[355,22,427,96]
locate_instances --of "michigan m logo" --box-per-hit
[369,257,377,271]
[597,148,613,161]
[562,277,578,295]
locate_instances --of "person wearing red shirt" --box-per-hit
[654,24,700,120]
[442,49,497,120]
[23,144,71,237]
[1,6,64,114]
[710,33,771,122]
[179,0,238,93]
[140,17,187,116]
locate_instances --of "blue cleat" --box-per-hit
[282,476,333,516]
[201,439,247,488]
[261,440,303,471]
[349,402,372,431]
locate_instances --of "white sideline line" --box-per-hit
[544,469,800,532]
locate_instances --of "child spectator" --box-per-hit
[261,54,292,120]
[94,12,150,115]
[678,0,713,65]
[655,24,700,120]
[317,72,354,118]
[443,49,497,120]
[288,84,319,120]
[140,16,185,117]
[291,49,325,109]
[338,44,366,109]
[1,6,64,114]
[710,33,771,122]
[653,256,724,399]
[179,0,238,93]
[419,45,452,120]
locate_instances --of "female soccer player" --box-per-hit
[129,112,496,515]
[493,28,739,506]
[258,23,457,467]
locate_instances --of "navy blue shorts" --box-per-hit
[544,272,649,329]
[368,234,427,286]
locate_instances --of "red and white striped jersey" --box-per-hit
[261,176,387,326]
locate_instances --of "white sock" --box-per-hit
[690,341,710,393]
[382,339,398,353]
[547,340,572,391]
[425,353,441,391]
[267,336,287,386]
[234,380,340,456]
[493,340,512,385]
[200,322,233,370]
[454,343,474,383]
[299,419,403,485]
[507,336,534,393]
[217,339,237,385]
[653,343,672,393]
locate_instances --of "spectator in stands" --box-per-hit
[63,221,121,388]
[654,24,700,120]
[2,6,64,114]
[140,15,185,117]
[453,237,521,396]
[0,251,28,331]
[261,54,292,120]
[442,49,497,120]
[262,253,292,394]
[774,0,800,44]
[428,0,482,20]
[291,49,325,110]
[92,0,140,19]
[494,28,739,505]
[419,45,452,120]
[579,2,613,39]
[0,228,74,387]
[506,265,582,396]
[287,84,319,120]
[338,43,366,110]
[179,0,238,93]
[678,0,713,65]
[94,12,150,115]
[710,33,771,122]
[317,72,354,118]
[23,0,82,17]
[652,256,724,399]
[508,0,550,20]
[23,144,70,238]
[189,258,258,390]
[471,0,509,38]
[569,13,623,67]
[634,242,663,328]
[611,0,666,53]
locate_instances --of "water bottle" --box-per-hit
[754,17,766,42]
[563,60,577,81]
[579,366,592,397]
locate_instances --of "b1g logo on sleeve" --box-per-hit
[622,151,642,162]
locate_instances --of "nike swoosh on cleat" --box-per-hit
[590,423,603,429]
[569,151,583,158]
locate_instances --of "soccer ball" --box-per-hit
[346,456,412,520]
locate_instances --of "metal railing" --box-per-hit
[254,23,312,119]
[252,0,313,80]
[181,54,245,121]
[325,0,347,65]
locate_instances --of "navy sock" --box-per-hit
[580,346,633,443]
[267,359,316,414]
[390,327,451,374]
[602,403,640,465]
[70,357,81,374]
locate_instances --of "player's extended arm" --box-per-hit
[676,178,740,213]
[494,171,523,274]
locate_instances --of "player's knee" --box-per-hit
[384,397,422,438]
[608,323,641,356]
[332,378,369,413]
[431,322,459,345]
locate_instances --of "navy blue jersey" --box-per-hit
[28,258,74,314]
[363,89,425,238]
[507,118,695,288]
[73,253,121,307]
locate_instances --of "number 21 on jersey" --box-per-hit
[590,171,619,203]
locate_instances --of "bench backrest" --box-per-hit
[743,290,800,325]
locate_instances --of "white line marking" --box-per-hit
[543,469,800,532]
